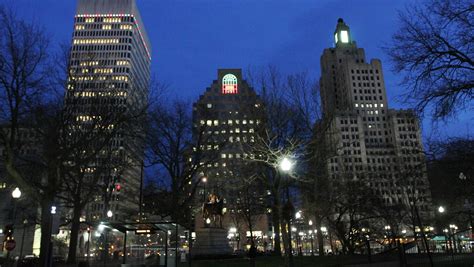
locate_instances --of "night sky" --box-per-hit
[10,0,472,140]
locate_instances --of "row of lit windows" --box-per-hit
[199,119,258,126]
[84,17,122,23]
[71,75,129,82]
[116,60,129,66]
[74,28,133,37]
[77,60,129,67]
[73,91,127,97]
[221,153,244,159]
[76,115,101,122]
[73,38,120,44]
[355,103,384,108]
[229,136,255,143]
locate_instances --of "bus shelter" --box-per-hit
[105,221,186,267]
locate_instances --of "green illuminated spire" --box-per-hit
[334,18,352,46]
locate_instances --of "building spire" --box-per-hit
[334,18,352,46]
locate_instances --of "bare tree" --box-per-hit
[386,0,474,119]
[145,100,221,225]
[245,66,319,257]
[0,6,56,266]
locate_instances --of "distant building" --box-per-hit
[0,127,40,257]
[67,0,151,221]
[319,19,432,216]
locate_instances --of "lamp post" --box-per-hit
[11,187,21,222]
[279,156,295,267]
[308,220,314,256]
[7,187,21,264]
[19,219,28,259]
[449,224,458,254]
[201,176,207,202]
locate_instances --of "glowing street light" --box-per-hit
[308,220,313,226]
[295,211,302,220]
[12,187,21,199]
[279,157,293,172]
[201,177,207,183]
[438,206,445,213]
[107,210,113,218]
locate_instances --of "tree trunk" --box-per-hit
[39,197,53,267]
[67,200,82,263]
[272,202,282,256]
[315,215,324,256]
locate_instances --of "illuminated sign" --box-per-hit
[135,229,155,235]
[222,74,238,94]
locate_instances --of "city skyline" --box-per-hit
[9,0,472,140]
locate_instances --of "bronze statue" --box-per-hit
[202,193,225,228]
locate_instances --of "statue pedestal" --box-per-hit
[192,227,232,257]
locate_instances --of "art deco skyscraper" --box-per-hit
[319,19,432,216]
[67,0,151,221]
[193,69,264,197]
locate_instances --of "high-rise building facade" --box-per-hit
[319,19,432,215]
[67,0,151,221]
[192,69,272,245]
[193,69,264,197]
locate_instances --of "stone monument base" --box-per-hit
[192,227,233,257]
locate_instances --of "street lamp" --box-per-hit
[12,187,22,199]
[308,220,314,256]
[279,157,293,172]
[438,206,445,213]
[107,210,113,218]
[279,156,295,267]
[295,211,302,220]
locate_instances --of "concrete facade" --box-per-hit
[67,0,151,222]
[319,19,432,216]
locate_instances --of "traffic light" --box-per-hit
[4,224,14,241]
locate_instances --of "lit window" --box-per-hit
[214,120,219,126]
[355,103,359,107]
[221,154,226,159]
[207,103,212,108]
[380,103,384,107]
[222,74,238,94]
[206,120,212,126]
[340,30,349,43]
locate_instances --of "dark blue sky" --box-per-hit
[10,0,472,139]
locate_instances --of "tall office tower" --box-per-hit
[67,0,151,221]
[192,69,271,240]
[319,19,432,216]
[193,69,264,197]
